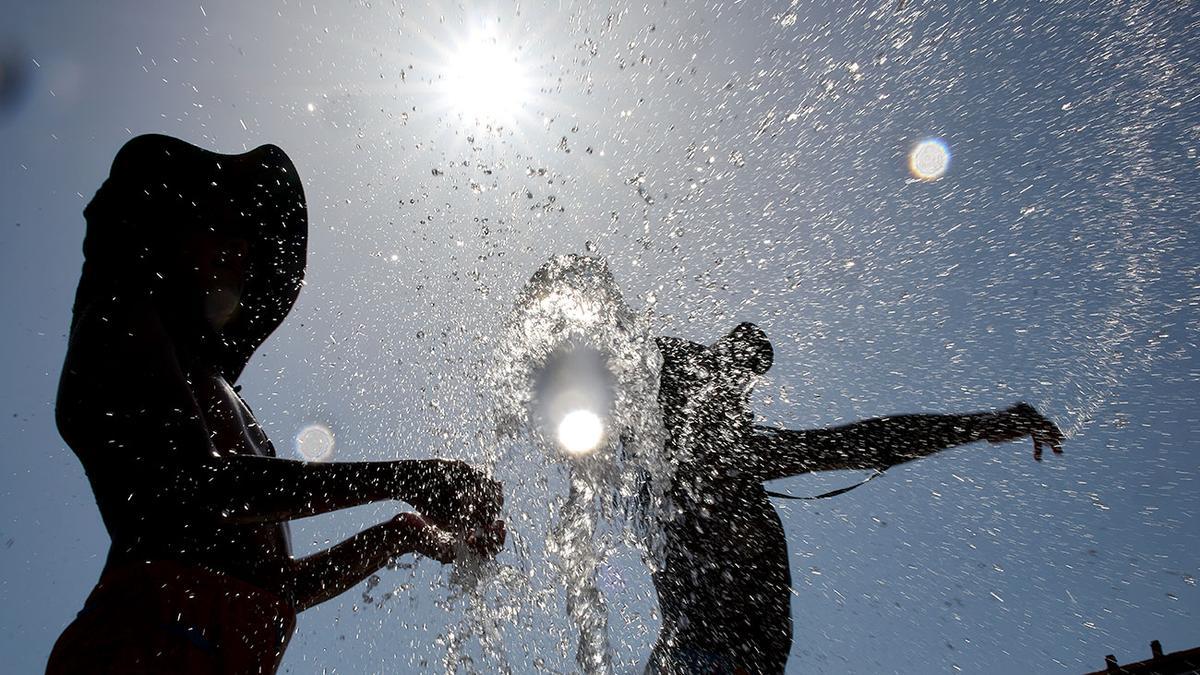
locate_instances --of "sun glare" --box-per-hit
[557,409,604,456]
[442,30,530,126]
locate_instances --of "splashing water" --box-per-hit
[441,254,671,673]
[1048,0,1191,439]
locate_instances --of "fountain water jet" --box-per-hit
[485,254,672,674]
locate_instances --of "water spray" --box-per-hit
[488,254,670,674]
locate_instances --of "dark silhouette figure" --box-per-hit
[646,323,1063,674]
[47,135,503,674]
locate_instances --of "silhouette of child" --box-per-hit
[647,323,1062,674]
[48,135,503,674]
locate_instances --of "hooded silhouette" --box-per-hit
[71,134,307,380]
[64,136,308,548]
[49,135,503,675]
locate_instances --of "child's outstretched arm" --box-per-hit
[57,301,502,530]
[746,403,1063,482]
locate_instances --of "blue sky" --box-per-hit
[0,1,1196,672]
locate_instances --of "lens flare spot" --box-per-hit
[557,409,604,456]
[295,423,335,462]
[909,138,950,180]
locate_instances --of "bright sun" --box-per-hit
[442,30,530,126]
[557,409,604,456]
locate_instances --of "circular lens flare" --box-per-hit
[442,30,529,126]
[909,138,950,180]
[557,409,604,456]
[295,423,335,462]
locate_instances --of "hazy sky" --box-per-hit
[0,1,1196,672]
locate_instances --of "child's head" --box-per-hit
[656,323,774,467]
[74,134,307,380]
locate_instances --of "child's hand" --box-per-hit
[388,512,457,563]
[985,402,1064,460]
[464,520,507,558]
[402,459,504,533]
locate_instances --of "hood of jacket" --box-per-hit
[73,133,307,381]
